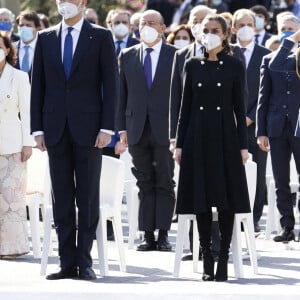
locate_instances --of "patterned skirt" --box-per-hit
[0,153,29,256]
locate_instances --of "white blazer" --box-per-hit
[0,63,34,155]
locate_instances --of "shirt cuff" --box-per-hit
[118,130,126,134]
[100,129,114,135]
[32,131,44,136]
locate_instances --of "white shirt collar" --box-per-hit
[20,35,38,49]
[62,17,84,33]
[142,39,163,53]
[113,34,129,44]
[237,39,255,53]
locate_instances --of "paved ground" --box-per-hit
[0,207,299,300]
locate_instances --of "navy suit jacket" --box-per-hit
[261,31,272,47]
[126,36,139,48]
[256,39,300,138]
[30,20,118,146]
[245,44,270,122]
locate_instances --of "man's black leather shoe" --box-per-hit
[46,267,78,280]
[79,267,97,280]
[273,228,295,242]
[254,223,261,233]
[136,240,157,251]
[157,236,172,252]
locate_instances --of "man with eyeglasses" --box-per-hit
[117,10,176,252]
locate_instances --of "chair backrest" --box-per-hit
[245,160,257,211]
[120,149,135,182]
[26,148,52,204]
[100,156,125,211]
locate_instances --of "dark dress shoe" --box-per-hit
[254,223,261,233]
[157,236,172,252]
[273,228,295,242]
[136,240,157,251]
[46,267,78,280]
[79,267,97,280]
[107,233,115,241]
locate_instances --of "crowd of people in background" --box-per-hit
[0,0,300,282]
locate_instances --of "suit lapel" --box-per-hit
[70,20,93,78]
[51,23,65,80]
[151,43,169,90]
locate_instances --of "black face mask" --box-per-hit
[86,18,96,24]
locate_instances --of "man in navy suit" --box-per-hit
[250,5,272,47]
[14,10,41,78]
[256,15,300,242]
[110,10,140,56]
[30,0,118,280]
[232,9,270,232]
[117,10,176,252]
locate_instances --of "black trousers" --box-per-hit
[248,124,267,224]
[269,120,300,229]
[47,125,102,268]
[129,120,175,231]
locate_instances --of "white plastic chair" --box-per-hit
[26,148,51,259]
[231,160,258,278]
[40,155,126,277]
[96,155,126,276]
[265,155,299,240]
[120,150,138,249]
[173,160,258,279]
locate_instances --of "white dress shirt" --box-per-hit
[19,37,37,70]
[238,40,255,69]
[195,41,205,58]
[142,39,163,81]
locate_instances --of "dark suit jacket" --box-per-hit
[14,41,32,79]
[117,42,176,145]
[244,44,270,121]
[261,31,272,47]
[30,20,118,146]
[126,36,140,48]
[256,39,300,138]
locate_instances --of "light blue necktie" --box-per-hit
[63,27,73,79]
[21,45,30,72]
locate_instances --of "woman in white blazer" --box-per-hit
[0,33,33,259]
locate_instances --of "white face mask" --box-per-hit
[201,33,222,51]
[140,26,159,44]
[0,48,6,62]
[237,26,255,42]
[113,23,129,38]
[212,0,222,5]
[191,23,202,41]
[174,39,190,49]
[58,1,82,20]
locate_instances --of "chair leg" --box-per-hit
[40,206,53,275]
[96,211,109,276]
[192,219,199,273]
[173,215,189,277]
[28,195,41,259]
[112,214,126,272]
[231,217,244,278]
[243,217,258,274]
[265,181,276,240]
[127,185,139,249]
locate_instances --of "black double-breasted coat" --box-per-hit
[175,51,251,214]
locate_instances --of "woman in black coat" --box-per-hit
[174,14,251,282]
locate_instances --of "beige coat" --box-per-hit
[0,63,33,155]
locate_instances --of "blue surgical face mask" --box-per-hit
[279,30,294,42]
[0,21,12,31]
[255,16,265,31]
[19,26,34,43]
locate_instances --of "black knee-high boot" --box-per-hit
[215,210,234,282]
[196,211,214,281]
